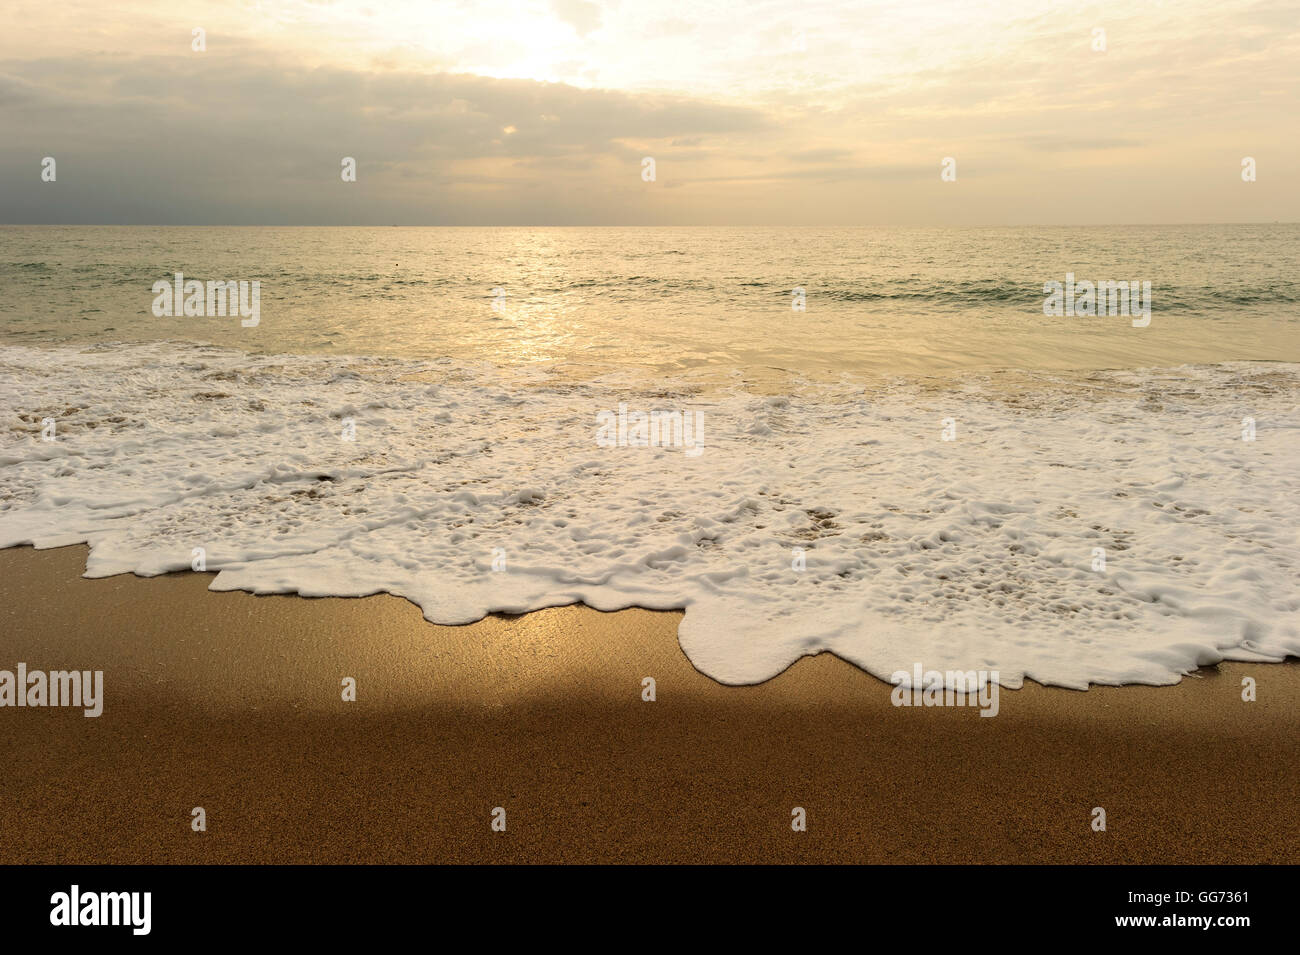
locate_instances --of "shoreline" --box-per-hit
[1,544,1296,864]
[6,341,1296,690]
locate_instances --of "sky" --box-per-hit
[2,0,1297,225]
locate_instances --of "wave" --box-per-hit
[4,264,1297,312]
[1,341,1297,688]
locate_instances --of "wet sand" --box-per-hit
[0,544,1296,864]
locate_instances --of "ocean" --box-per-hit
[1,225,1297,687]
[3,224,1299,378]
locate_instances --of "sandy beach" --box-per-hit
[1,543,1295,865]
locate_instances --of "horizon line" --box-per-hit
[3,221,1298,229]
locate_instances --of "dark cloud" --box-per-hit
[0,47,768,224]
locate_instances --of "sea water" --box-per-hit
[1,225,1296,686]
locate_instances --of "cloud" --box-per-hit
[788,148,854,163]
[1,0,1297,225]
[0,47,770,223]
[551,0,603,37]
[1014,135,1145,153]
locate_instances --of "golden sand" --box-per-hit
[1,545,1295,863]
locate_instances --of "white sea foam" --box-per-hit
[2,342,1297,688]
